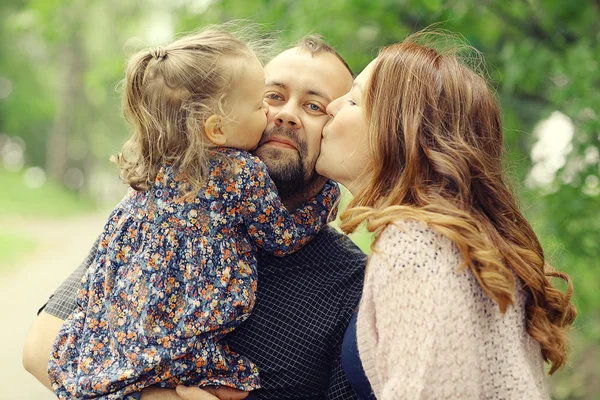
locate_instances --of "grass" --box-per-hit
[0,167,96,268]
[0,229,37,271]
[0,168,95,217]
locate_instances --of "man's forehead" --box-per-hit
[265,48,352,99]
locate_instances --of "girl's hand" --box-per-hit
[177,385,249,400]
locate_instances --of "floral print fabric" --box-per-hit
[48,147,339,399]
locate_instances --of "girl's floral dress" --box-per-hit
[48,147,339,399]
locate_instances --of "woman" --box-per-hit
[316,32,576,399]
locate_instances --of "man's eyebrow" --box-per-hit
[307,89,331,102]
[266,81,286,90]
[265,81,331,102]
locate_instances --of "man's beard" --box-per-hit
[254,125,314,198]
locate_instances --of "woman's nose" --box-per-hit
[326,96,344,117]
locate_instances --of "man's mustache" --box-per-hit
[258,126,307,155]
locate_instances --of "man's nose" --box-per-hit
[274,104,301,129]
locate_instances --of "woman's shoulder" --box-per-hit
[371,219,462,276]
[376,219,454,255]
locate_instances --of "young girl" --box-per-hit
[48,28,339,399]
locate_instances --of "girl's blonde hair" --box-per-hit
[114,25,266,194]
[341,31,576,374]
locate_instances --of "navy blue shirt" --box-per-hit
[341,313,376,400]
[42,227,366,399]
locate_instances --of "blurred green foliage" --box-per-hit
[0,168,95,217]
[0,228,37,270]
[0,166,94,269]
[0,0,598,397]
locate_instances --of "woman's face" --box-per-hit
[315,60,376,194]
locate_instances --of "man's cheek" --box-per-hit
[265,110,277,126]
[313,126,327,149]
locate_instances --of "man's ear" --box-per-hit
[204,115,227,146]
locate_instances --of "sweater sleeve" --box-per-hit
[356,221,455,399]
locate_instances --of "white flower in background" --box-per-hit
[63,168,85,190]
[1,136,25,172]
[183,0,216,14]
[583,145,599,165]
[145,0,175,45]
[583,174,600,196]
[23,167,47,189]
[527,111,575,189]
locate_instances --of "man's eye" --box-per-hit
[265,93,282,101]
[307,103,321,112]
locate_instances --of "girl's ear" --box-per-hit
[204,115,227,146]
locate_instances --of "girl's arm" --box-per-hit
[240,157,339,256]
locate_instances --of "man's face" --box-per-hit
[254,48,353,197]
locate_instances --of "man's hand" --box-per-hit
[141,385,249,400]
[141,387,187,399]
[177,385,249,400]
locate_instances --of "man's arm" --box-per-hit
[22,236,97,389]
[325,251,366,400]
[22,237,247,400]
[22,311,65,390]
[325,325,359,400]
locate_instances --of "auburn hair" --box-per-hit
[340,32,576,374]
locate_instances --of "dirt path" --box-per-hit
[0,211,108,399]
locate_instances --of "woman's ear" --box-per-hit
[204,115,227,146]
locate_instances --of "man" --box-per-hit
[23,36,365,400]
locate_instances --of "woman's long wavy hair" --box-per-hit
[340,32,576,374]
[114,25,267,195]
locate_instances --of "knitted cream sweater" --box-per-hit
[356,220,550,399]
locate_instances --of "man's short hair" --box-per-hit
[295,34,354,77]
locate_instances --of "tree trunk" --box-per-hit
[46,13,85,186]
